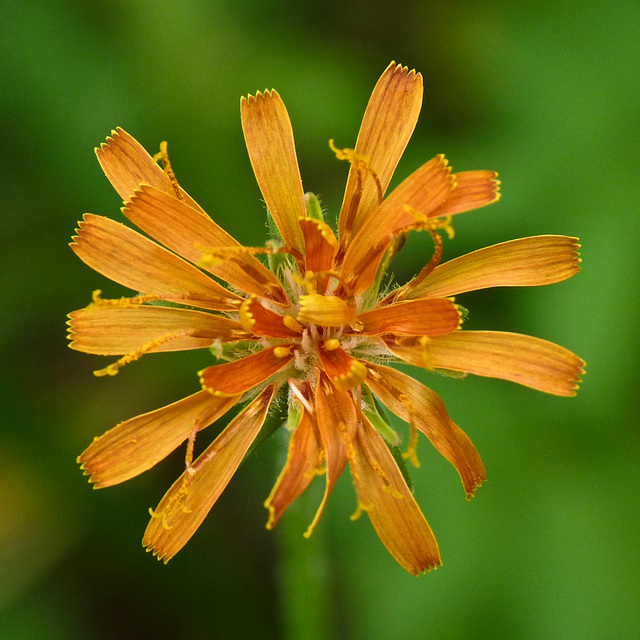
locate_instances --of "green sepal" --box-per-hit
[304,192,325,221]
[362,387,414,493]
[209,340,256,362]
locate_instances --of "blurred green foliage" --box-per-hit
[1,0,638,638]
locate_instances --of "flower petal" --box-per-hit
[123,185,289,306]
[357,298,461,336]
[350,415,441,575]
[78,391,239,488]
[264,408,323,530]
[297,294,351,327]
[143,384,277,562]
[71,214,242,311]
[199,345,294,396]
[240,296,301,339]
[428,170,500,219]
[365,363,485,498]
[338,62,423,244]
[241,90,306,254]
[96,128,205,212]
[305,376,357,535]
[388,331,585,396]
[340,155,453,293]
[68,305,249,355]
[299,217,338,281]
[403,236,582,299]
[317,344,368,391]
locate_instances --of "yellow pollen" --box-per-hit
[93,332,187,377]
[274,346,293,358]
[90,290,163,308]
[323,339,341,351]
[333,359,368,391]
[239,297,256,332]
[329,139,383,205]
[153,141,183,200]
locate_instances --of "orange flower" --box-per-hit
[70,62,585,575]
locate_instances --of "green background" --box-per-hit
[2,0,638,638]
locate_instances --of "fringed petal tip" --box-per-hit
[241,89,279,106]
[385,60,423,82]
[143,541,172,565]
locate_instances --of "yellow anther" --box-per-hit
[323,338,341,351]
[332,359,368,391]
[283,314,303,333]
[273,346,293,358]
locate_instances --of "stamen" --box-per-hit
[93,331,188,377]
[329,139,383,205]
[153,141,183,200]
[274,345,293,358]
[90,290,164,308]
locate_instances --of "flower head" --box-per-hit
[70,62,584,575]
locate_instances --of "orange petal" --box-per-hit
[305,376,357,535]
[317,345,368,391]
[340,155,454,293]
[428,170,500,219]
[350,415,441,575]
[68,305,249,355]
[96,127,205,212]
[264,408,323,529]
[338,62,423,243]
[404,236,581,299]
[388,331,585,396]
[357,298,461,336]
[241,90,306,254]
[299,217,338,277]
[365,362,485,498]
[199,345,294,396]
[143,384,277,562]
[239,296,300,339]
[78,391,239,488]
[123,185,289,306]
[71,214,242,311]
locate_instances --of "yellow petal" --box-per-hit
[297,294,351,327]
[317,345,368,391]
[96,127,206,212]
[71,214,242,311]
[68,305,249,355]
[143,384,277,562]
[350,415,441,575]
[304,376,357,536]
[404,236,581,299]
[388,331,585,397]
[78,391,239,488]
[338,62,423,244]
[199,345,294,396]
[264,408,323,529]
[123,185,289,306]
[365,363,485,498]
[358,298,461,336]
[241,90,306,254]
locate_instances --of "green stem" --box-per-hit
[276,436,333,640]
